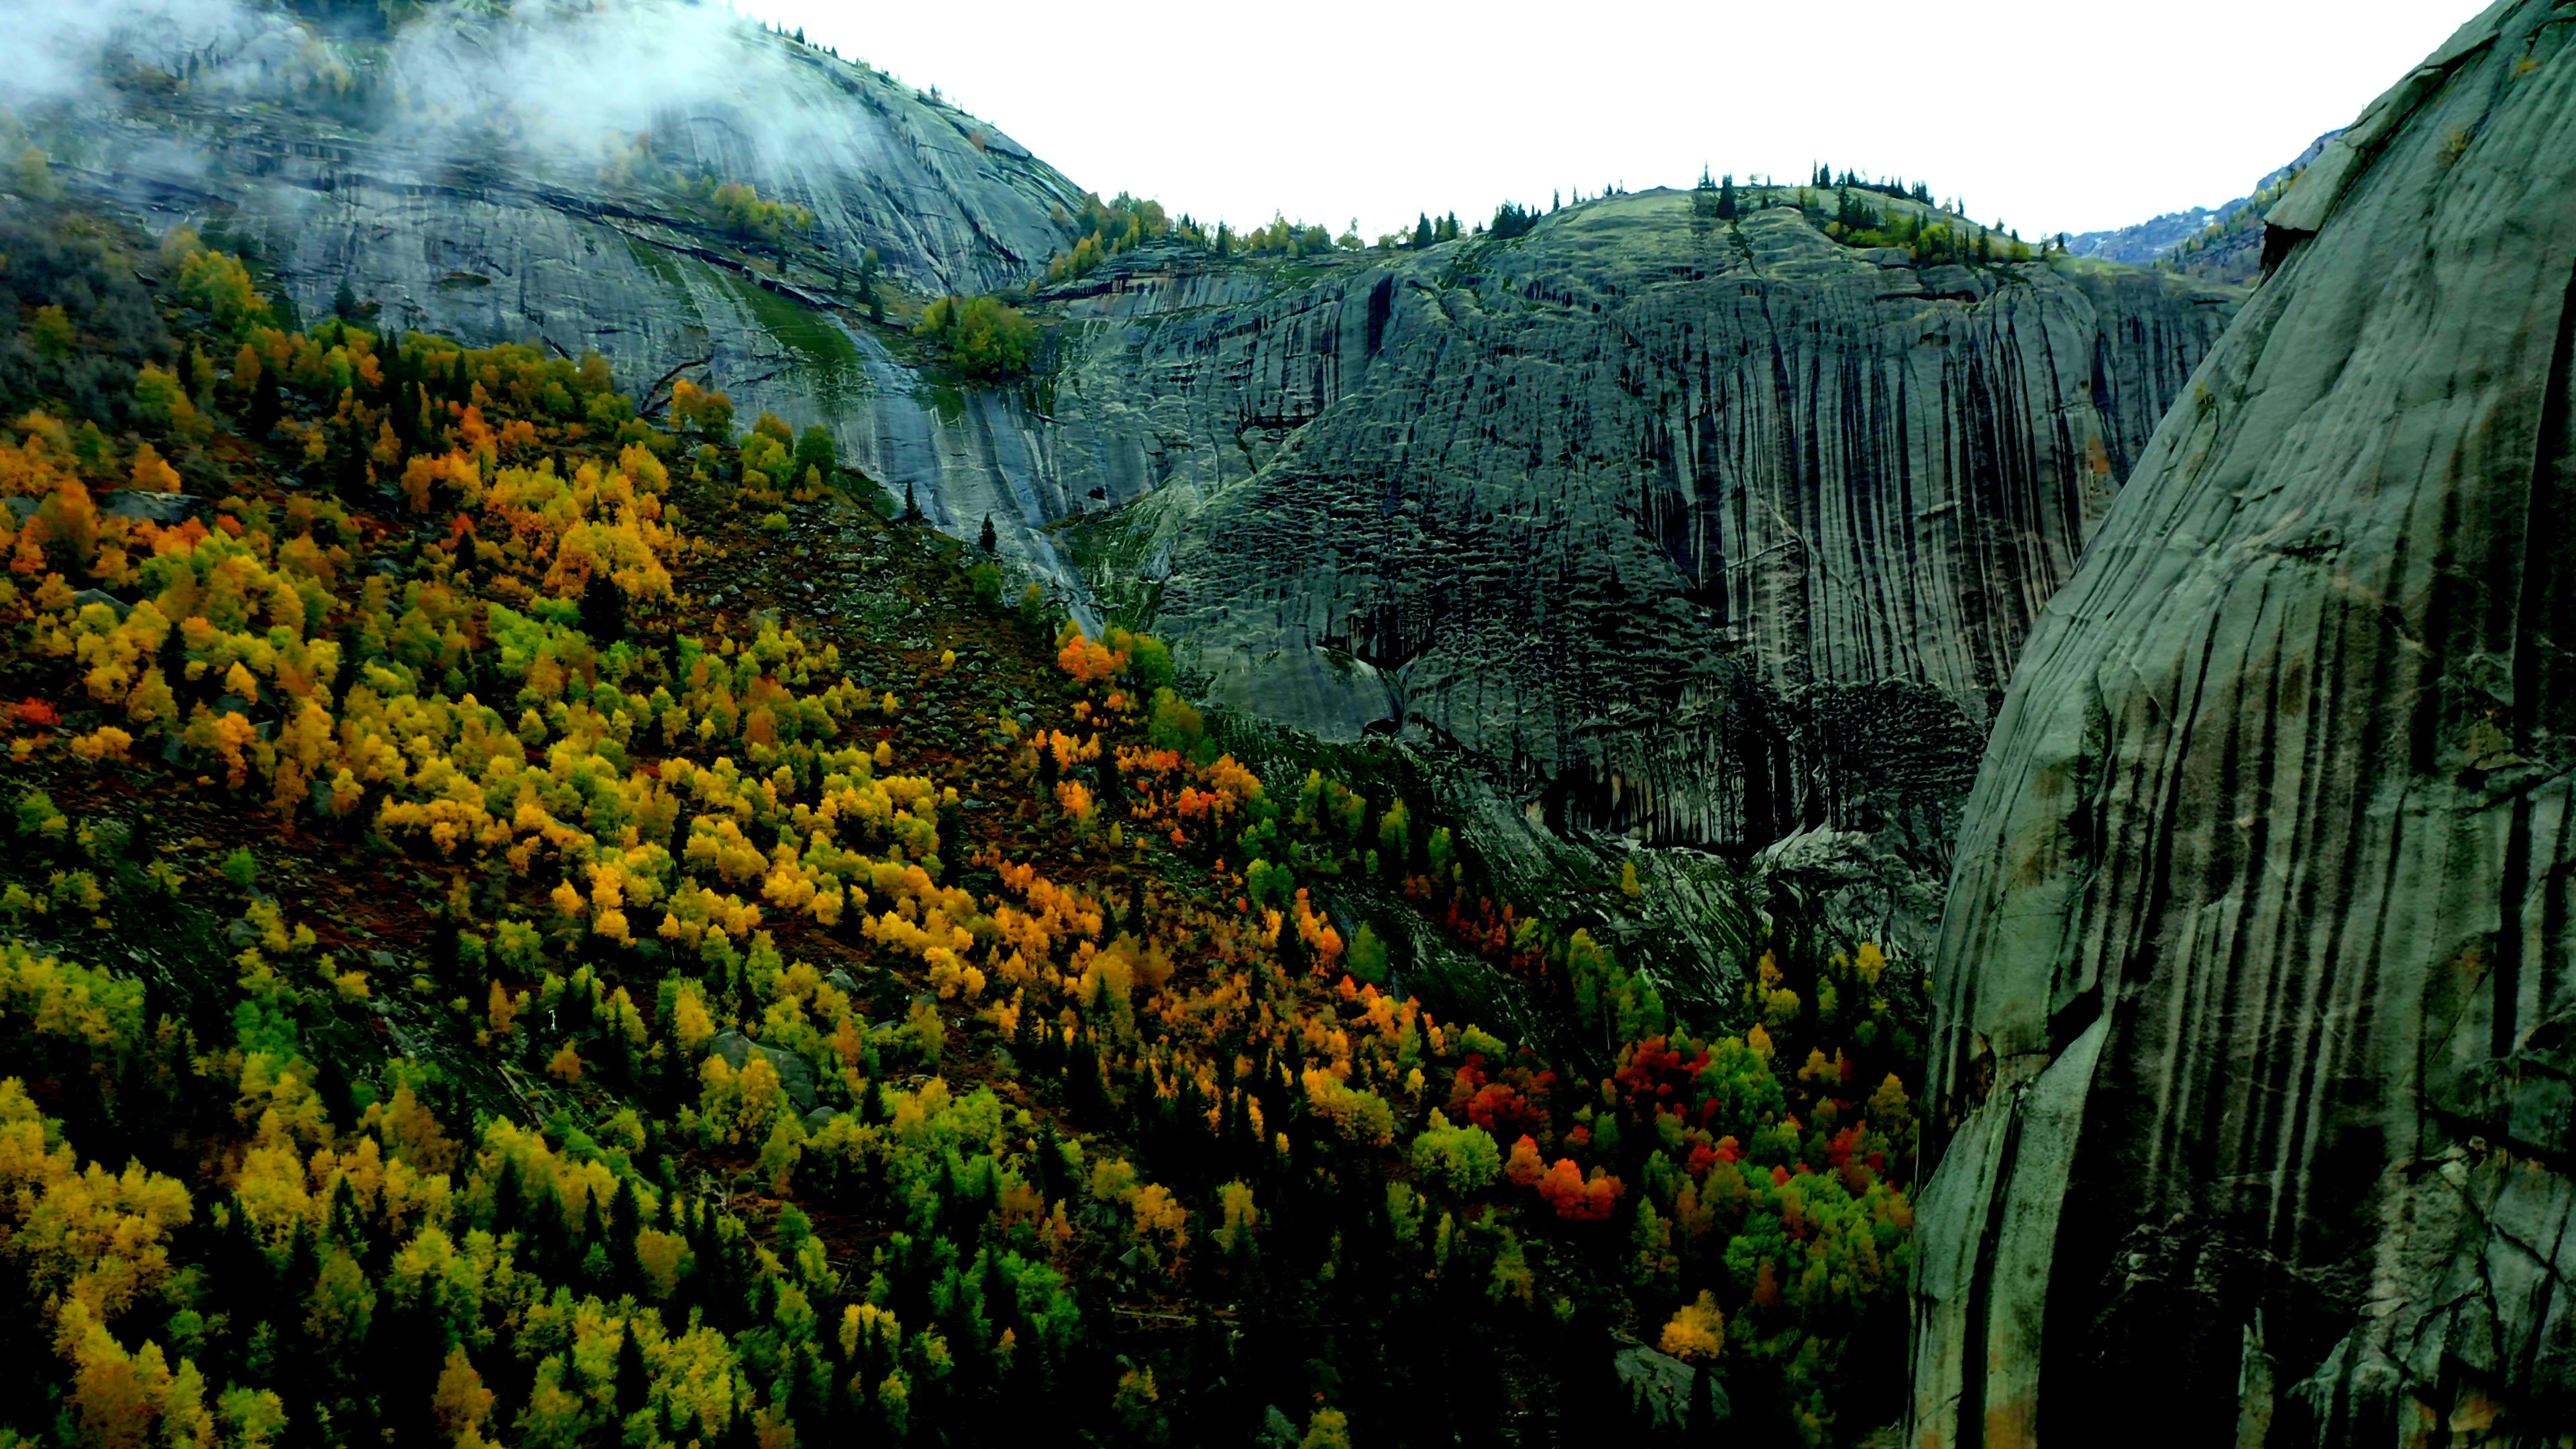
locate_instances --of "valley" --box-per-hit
[0,0,2567,1444]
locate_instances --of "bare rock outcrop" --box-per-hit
[1912,1,2576,1440]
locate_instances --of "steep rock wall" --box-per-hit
[1911,1,2576,1440]
[1051,199,2235,871]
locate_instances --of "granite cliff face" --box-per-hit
[1051,198,2235,890]
[62,0,1080,299]
[1912,1,2576,1441]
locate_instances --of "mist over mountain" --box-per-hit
[36,0,1081,292]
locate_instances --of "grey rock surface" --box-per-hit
[69,589,133,621]
[98,489,207,523]
[1053,195,2233,867]
[64,0,1077,298]
[1611,1338,1726,1429]
[1912,2,2576,1440]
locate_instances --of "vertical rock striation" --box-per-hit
[1913,1,2576,1440]
[1057,198,2234,877]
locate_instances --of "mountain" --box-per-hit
[78,0,1081,299]
[5,211,1931,1446]
[0,93,1951,1449]
[1049,193,2233,938]
[5,0,2565,1444]
[2065,131,2337,276]
[1912,2,2576,1440]
[30,1,2242,975]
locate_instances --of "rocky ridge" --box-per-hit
[1911,1,2576,1440]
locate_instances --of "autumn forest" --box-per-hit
[0,161,1924,1449]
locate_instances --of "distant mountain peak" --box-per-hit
[2065,130,2342,278]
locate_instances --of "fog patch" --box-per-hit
[12,0,888,184]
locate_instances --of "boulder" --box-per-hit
[1911,4,2576,1440]
[99,490,205,524]
[70,590,132,621]
[708,1029,818,1115]
[1611,1338,1727,1430]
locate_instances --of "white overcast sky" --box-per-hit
[736,0,2488,241]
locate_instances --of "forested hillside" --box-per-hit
[0,195,1926,1446]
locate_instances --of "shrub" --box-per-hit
[1348,924,1389,985]
[1146,688,1203,751]
[706,180,814,244]
[915,294,1037,380]
[792,424,836,480]
[1126,634,1175,691]
[1409,1113,1501,1195]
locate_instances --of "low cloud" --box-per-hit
[9,0,266,113]
[13,0,870,181]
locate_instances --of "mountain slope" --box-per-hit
[1912,2,2576,1440]
[0,187,1943,1448]
[23,0,2239,969]
[1051,194,2233,911]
